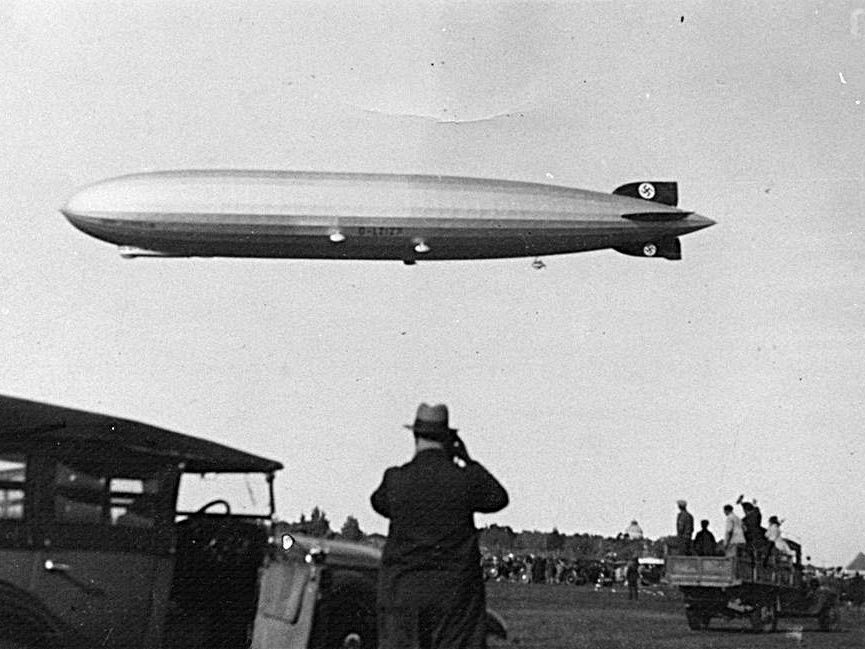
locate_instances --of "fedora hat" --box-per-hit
[404,403,457,440]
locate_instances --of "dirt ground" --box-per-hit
[486,582,865,648]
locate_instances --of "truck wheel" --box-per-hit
[818,606,840,631]
[686,608,709,630]
[749,604,776,633]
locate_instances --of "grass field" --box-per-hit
[486,582,865,648]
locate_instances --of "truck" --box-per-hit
[666,543,840,633]
[0,394,506,648]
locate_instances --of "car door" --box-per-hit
[29,455,176,648]
[250,554,318,649]
[0,452,40,606]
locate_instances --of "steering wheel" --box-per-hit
[194,498,232,515]
[176,499,236,564]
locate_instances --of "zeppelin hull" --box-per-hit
[61,171,715,262]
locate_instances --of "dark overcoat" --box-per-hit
[371,448,508,648]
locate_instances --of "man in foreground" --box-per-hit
[371,403,509,649]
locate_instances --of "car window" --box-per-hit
[52,460,163,527]
[176,472,271,518]
[110,477,160,528]
[0,454,25,520]
[54,462,106,524]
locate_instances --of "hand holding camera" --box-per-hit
[450,432,472,465]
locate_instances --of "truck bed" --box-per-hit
[666,554,800,589]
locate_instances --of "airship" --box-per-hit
[60,170,714,264]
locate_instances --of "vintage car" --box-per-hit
[0,395,506,648]
[637,557,664,586]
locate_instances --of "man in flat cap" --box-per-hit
[676,499,694,555]
[371,403,509,649]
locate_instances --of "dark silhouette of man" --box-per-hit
[739,499,765,547]
[693,519,718,556]
[371,403,509,649]
[625,557,640,600]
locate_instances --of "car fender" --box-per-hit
[485,608,507,640]
[0,579,83,648]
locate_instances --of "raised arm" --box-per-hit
[465,461,509,513]
[370,468,393,518]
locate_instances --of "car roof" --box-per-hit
[0,394,282,474]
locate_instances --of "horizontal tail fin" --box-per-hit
[614,182,678,207]
[622,211,691,222]
[613,237,682,260]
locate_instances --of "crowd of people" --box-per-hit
[821,569,865,608]
[480,552,663,590]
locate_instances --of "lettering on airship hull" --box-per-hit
[357,226,405,236]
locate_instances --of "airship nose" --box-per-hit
[60,177,137,243]
[61,180,113,221]
[60,190,92,229]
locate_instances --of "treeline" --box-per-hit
[480,524,672,560]
[284,508,672,560]
[283,507,367,541]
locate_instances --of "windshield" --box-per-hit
[176,472,272,518]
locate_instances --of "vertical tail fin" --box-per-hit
[613,182,678,207]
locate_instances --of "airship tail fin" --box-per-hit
[621,211,691,222]
[613,237,682,260]
[613,181,678,207]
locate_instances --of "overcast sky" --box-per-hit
[1,1,863,566]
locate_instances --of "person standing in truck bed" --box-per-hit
[693,519,718,556]
[676,500,694,555]
[723,504,746,557]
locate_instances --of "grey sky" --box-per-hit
[1,1,863,565]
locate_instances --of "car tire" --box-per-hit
[309,572,377,649]
[0,618,51,649]
[0,632,46,649]
[686,608,709,631]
